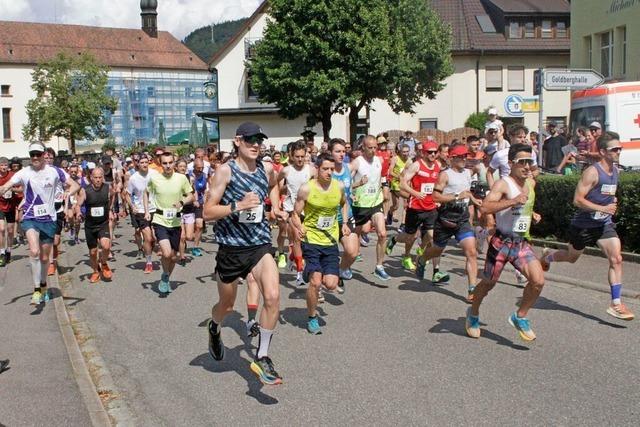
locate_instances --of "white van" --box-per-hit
[570,81,640,168]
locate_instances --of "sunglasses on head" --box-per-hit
[514,158,534,166]
[606,146,622,153]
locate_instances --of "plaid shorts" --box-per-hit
[483,233,537,282]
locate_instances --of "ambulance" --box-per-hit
[570,81,640,168]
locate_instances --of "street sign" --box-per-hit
[504,94,524,117]
[533,69,542,96]
[543,69,605,91]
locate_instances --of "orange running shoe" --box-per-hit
[144,262,153,274]
[47,262,56,276]
[89,271,101,283]
[607,303,635,321]
[101,263,113,280]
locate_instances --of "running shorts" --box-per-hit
[131,213,154,230]
[153,224,182,252]
[21,219,56,244]
[483,232,537,282]
[182,213,196,225]
[403,208,437,236]
[352,203,384,227]
[568,223,618,251]
[85,222,110,249]
[215,243,274,284]
[302,242,340,277]
[433,219,474,248]
[0,209,16,223]
[56,211,65,234]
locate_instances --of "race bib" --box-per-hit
[421,183,434,195]
[239,205,263,223]
[366,185,378,195]
[593,211,610,220]
[512,216,531,233]
[163,208,177,219]
[600,184,617,195]
[34,204,48,217]
[2,190,12,199]
[381,177,388,184]
[316,215,335,230]
[90,207,104,217]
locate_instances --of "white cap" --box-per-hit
[486,122,500,131]
[28,142,45,153]
[488,108,498,116]
[589,121,602,130]
[87,162,96,169]
[262,156,273,162]
[189,153,195,160]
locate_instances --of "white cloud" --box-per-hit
[0,0,262,39]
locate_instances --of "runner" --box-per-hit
[0,157,20,266]
[291,153,348,334]
[466,143,545,341]
[73,167,115,283]
[125,155,157,273]
[386,141,443,277]
[187,147,213,177]
[330,139,359,292]
[65,163,87,246]
[204,122,286,385]
[388,144,410,231]
[0,142,80,305]
[277,140,315,286]
[176,159,195,265]
[376,137,392,225]
[350,135,391,280]
[144,152,194,294]
[540,131,634,320]
[100,155,122,259]
[415,144,482,298]
[42,148,70,276]
[188,158,208,257]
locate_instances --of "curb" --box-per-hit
[530,238,640,263]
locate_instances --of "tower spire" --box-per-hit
[140,0,158,38]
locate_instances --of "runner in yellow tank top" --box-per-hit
[291,153,349,335]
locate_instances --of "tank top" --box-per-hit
[214,160,271,247]
[495,177,535,237]
[104,168,114,185]
[303,179,342,246]
[439,168,472,222]
[84,183,110,228]
[409,160,439,211]
[377,150,391,182]
[390,156,407,191]
[353,156,383,208]
[192,172,207,204]
[283,164,311,212]
[571,162,618,228]
[332,166,352,222]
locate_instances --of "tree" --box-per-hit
[248,0,453,141]
[23,52,118,154]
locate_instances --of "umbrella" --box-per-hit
[158,120,166,146]
[189,117,199,146]
[201,122,209,147]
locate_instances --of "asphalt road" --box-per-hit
[52,221,640,425]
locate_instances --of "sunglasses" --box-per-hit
[29,151,43,157]
[487,130,497,134]
[451,155,466,160]
[514,158,534,166]
[425,150,438,154]
[244,135,264,145]
[606,146,622,153]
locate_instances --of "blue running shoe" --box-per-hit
[339,268,353,280]
[373,266,390,281]
[191,247,203,257]
[158,273,171,294]
[508,312,536,341]
[307,316,322,335]
[465,307,480,338]
[416,259,426,280]
[42,288,50,303]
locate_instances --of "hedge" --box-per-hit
[531,171,640,253]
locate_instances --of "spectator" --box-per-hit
[542,121,567,169]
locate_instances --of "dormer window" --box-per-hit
[509,22,521,38]
[541,20,552,38]
[525,22,535,38]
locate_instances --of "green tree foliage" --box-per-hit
[465,111,489,132]
[23,52,117,154]
[183,18,249,62]
[248,0,453,140]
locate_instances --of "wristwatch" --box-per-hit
[454,192,460,201]
[230,201,237,213]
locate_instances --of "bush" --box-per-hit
[532,171,640,252]
[464,111,488,132]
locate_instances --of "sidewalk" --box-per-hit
[0,246,92,426]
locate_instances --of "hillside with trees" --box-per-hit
[183,18,248,62]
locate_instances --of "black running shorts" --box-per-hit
[403,208,438,236]
[569,223,618,251]
[215,243,274,284]
[85,222,110,249]
[153,223,182,252]
[352,203,384,227]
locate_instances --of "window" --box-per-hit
[419,119,438,130]
[2,108,11,140]
[185,87,192,98]
[600,31,613,78]
[524,22,534,38]
[557,22,567,38]
[0,85,9,96]
[622,26,627,75]
[508,66,525,91]
[147,86,155,97]
[485,66,503,91]
[541,20,552,38]
[185,107,193,119]
[246,70,258,100]
[586,36,592,68]
[509,22,521,38]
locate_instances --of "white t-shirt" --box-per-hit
[489,148,538,178]
[127,170,157,213]
[187,160,212,177]
[9,165,66,222]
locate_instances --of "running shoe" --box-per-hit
[89,271,101,284]
[606,303,635,321]
[398,224,405,233]
[515,270,527,285]
[373,266,391,281]
[4,252,10,264]
[360,234,369,247]
[295,271,306,287]
[466,286,476,303]
[101,263,113,280]
[401,256,416,271]
[0,255,5,267]
[47,262,56,276]
[158,274,171,294]
[415,247,424,257]
[246,320,260,338]
[355,254,363,262]
[136,250,143,259]
[191,247,203,257]
[508,312,536,341]
[108,252,116,262]
[178,257,187,266]
[277,253,287,269]
[307,316,322,335]
[540,247,552,272]
[42,288,50,303]
[144,262,153,274]
[465,307,481,338]
[0,359,9,373]
[335,279,345,294]
[339,268,353,280]
[432,271,450,285]
[385,236,397,255]
[416,259,426,280]
[317,290,325,303]
[74,237,80,245]
[207,320,225,361]
[30,290,43,305]
[386,212,393,226]
[250,356,283,385]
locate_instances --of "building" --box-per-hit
[570,0,640,82]
[201,0,571,151]
[0,0,215,157]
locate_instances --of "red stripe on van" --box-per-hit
[621,140,640,149]
[572,85,640,100]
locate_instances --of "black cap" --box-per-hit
[101,155,113,165]
[236,122,268,139]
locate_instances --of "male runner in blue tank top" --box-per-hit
[540,131,634,321]
[204,122,287,385]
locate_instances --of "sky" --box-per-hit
[0,0,262,40]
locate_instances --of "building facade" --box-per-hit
[570,0,640,82]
